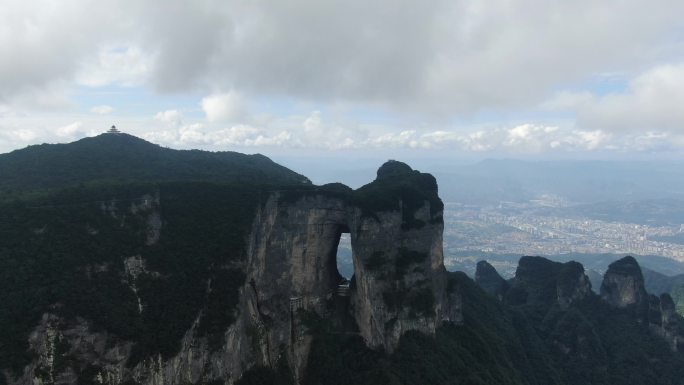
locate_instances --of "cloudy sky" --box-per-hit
[2,0,684,160]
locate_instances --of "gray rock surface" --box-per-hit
[600,256,647,308]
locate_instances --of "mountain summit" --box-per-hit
[0,133,310,197]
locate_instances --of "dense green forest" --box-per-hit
[0,133,310,199]
[0,182,261,372]
[246,260,684,385]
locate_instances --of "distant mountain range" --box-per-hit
[432,159,684,206]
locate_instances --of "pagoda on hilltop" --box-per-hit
[106,125,121,134]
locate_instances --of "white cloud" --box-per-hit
[2,106,683,156]
[8,129,38,142]
[154,109,183,126]
[0,0,121,102]
[55,121,91,138]
[365,131,418,148]
[90,105,114,115]
[201,92,246,123]
[538,63,684,147]
[2,0,684,115]
[574,130,611,150]
[350,124,617,153]
[576,64,684,133]
[76,45,152,87]
[1,0,684,156]
[177,123,206,144]
[541,92,596,111]
[303,111,322,133]
[56,122,82,137]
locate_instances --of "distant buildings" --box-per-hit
[443,204,684,262]
[106,125,121,134]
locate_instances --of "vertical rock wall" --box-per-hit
[349,203,449,351]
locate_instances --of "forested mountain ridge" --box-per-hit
[0,133,310,198]
[473,256,684,385]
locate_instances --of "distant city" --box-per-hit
[442,200,684,265]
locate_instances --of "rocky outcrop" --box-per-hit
[556,261,592,310]
[644,292,684,352]
[505,257,591,309]
[600,256,683,351]
[475,260,509,300]
[349,200,450,352]
[600,256,647,309]
[657,293,683,351]
[241,161,457,381]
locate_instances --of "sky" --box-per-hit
[2,0,684,162]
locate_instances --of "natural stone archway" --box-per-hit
[329,223,352,284]
[333,229,353,280]
[239,193,355,381]
[236,161,462,382]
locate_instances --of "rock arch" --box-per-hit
[240,174,459,382]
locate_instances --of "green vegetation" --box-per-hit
[376,247,433,317]
[353,161,443,228]
[671,284,684,314]
[0,133,310,199]
[0,182,262,373]
[395,247,428,276]
[196,268,246,351]
[382,284,432,318]
[295,272,562,385]
[0,133,314,374]
[501,257,684,384]
[298,262,684,385]
[405,287,435,318]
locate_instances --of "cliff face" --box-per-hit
[241,184,453,380]
[505,256,592,309]
[656,293,683,351]
[556,261,593,310]
[601,256,683,351]
[600,256,648,309]
[4,161,458,385]
[350,201,450,351]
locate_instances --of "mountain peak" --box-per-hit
[0,134,310,197]
[600,256,647,308]
[375,160,414,180]
[475,260,509,300]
